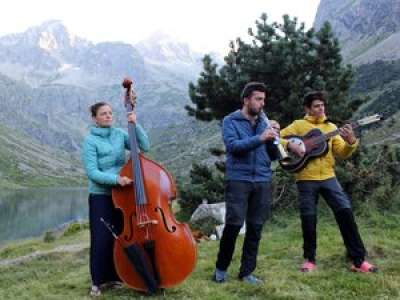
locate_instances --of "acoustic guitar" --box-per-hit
[279,114,383,173]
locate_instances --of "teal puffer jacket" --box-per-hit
[81,125,150,195]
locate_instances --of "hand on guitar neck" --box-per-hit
[338,124,357,145]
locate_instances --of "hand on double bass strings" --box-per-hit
[117,175,133,186]
[339,124,357,145]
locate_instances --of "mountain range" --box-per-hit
[0,20,210,87]
[0,20,223,186]
[0,20,216,142]
[2,2,400,187]
[314,0,400,146]
[314,0,400,64]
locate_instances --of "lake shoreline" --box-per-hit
[0,187,89,244]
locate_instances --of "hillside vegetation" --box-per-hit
[0,123,84,188]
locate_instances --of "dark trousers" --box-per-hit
[297,178,366,266]
[216,181,271,278]
[89,194,122,286]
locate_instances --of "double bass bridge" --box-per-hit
[137,219,158,228]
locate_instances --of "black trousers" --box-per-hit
[297,178,366,266]
[216,180,271,278]
[88,194,122,286]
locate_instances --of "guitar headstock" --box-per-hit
[122,77,137,109]
[356,114,383,126]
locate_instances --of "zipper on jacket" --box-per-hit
[252,121,258,180]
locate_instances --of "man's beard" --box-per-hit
[248,107,260,116]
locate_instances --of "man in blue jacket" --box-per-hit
[213,82,279,284]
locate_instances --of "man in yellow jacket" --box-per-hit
[280,91,377,273]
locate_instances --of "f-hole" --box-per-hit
[155,207,176,233]
[124,212,135,241]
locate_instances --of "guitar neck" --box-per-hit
[314,114,382,144]
[323,122,358,141]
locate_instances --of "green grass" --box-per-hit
[0,212,399,299]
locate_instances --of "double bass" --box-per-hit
[111,78,197,293]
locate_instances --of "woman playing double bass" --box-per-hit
[81,101,150,296]
[109,78,197,295]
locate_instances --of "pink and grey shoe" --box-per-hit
[351,261,378,273]
[300,260,316,272]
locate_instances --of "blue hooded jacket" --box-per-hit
[223,110,277,182]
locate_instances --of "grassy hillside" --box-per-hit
[0,211,398,299]
[148,119,222,184]
[0,116,221,189]
[0,124,84,188]
[360,110,400,146]
[351,59,400,145]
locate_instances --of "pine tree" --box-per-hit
[186,15,355,125]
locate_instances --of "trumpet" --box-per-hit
[260,112,289,160]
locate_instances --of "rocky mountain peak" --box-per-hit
[36,20,78,50]
[135,31,199,64]
[314,0,400,64]
[0,20,89,51]
[0,20,147,87]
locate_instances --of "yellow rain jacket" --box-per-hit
[280,115,358,181]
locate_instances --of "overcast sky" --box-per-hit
[0,0,321,53]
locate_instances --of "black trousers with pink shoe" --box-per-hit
[297,177,366,267]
